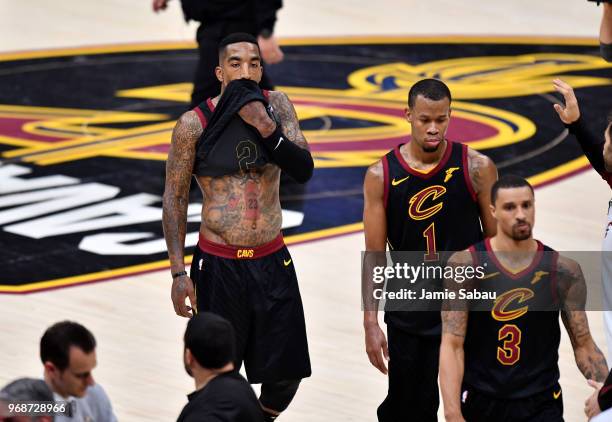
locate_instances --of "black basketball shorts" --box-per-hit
[460,383,564,422]
[190,233,312,384]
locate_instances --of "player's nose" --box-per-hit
[240,64,252,79]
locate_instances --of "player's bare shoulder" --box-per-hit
[447,248,474,267]
[365,159,384,186]
[172,110,204,148]
[466,146,497,194]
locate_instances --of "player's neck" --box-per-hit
[193,362,234,391]
[406,139,447,165]
[489,235,537,253]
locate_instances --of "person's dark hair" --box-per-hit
[607,110,612,139]
[1,378,54,402]
[218,32,260,60]
[40,321,96,371]
[408,78,452,108]
[491,174,534,204]
[184,312,235,369]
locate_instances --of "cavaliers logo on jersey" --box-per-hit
[491,287,535,322]
[408,185,447,221]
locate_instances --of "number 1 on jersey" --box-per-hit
[422,222,439,262]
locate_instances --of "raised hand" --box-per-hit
[552,78,581,124]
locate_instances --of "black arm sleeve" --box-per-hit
[261,126,314,183]
[602,42,612,63]
[566,117,606,174]
[599,369,612,411]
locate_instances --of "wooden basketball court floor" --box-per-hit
[0,1,609,420]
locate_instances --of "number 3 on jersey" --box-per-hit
[497,324,522,365]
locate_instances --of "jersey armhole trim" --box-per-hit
[193,107,207,129]
[462,144,478,202]
[382,155,390,209]
[468,245,479,266]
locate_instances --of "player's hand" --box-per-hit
[258,35,284,65]
[238,101,277,137]
[171,274,197,318]
[364,323,389,374]
[152,0,169,12]
[585,379,603,419]
[552,78,581,124]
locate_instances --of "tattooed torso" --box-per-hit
[196,165,282,246]
[193,90,306,246]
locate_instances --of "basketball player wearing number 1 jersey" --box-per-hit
[363,79,498,421]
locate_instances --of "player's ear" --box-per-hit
[489,204,496,220]
[215,66,223,83]
[405,107,412,122]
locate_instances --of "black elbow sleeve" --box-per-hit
[262,127,314,183]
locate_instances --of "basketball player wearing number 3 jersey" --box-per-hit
[362,78,498,421]
[439,175,608,422]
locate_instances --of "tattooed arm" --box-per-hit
[257,91,314,182]
[557,255,608,382]
[269,91,309,150]
[162,111,202,318]
[467,148,498,238]
[440,250,472,422]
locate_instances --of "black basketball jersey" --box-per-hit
[192,94,272,177]
[463,238,561,399]
[383,141,483,335]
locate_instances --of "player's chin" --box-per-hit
[422,141,441,153]
[511,225,532,241]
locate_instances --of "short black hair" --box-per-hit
[184,312,235,369]
[491,174,534,204]
[218,32,260,61]
[40,321,96,371]
[1,378,53,402]
[408,78,451,108]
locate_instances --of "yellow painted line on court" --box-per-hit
[0,222,365,293]
[528,156,590,187]
[279,35,600,46]
[0,42,197,62]
[0,36,599,64]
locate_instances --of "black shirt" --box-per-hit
[177,372,263,422]
[180,0,282,32]
[567,118,612,189]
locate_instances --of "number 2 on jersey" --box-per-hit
[422,222,439,261]
[497,324,521,365]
